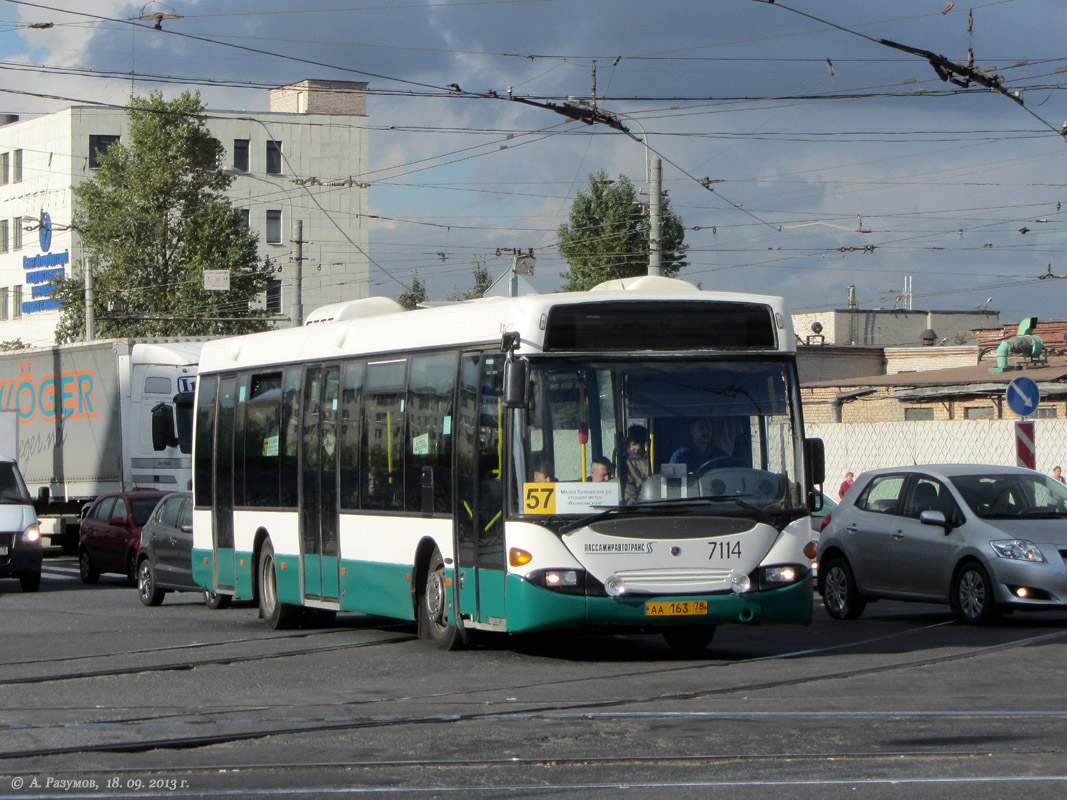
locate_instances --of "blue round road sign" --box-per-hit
[1006,376,1040,418]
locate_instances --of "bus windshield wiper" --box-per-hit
[559,495,779,534]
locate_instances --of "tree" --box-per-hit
[52,90,275,342]
[557,170,687,292]
[396,271,427,310]
[447,264,492,301]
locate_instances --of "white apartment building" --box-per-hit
[0,79,370,346]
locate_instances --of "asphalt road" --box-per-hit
[2,554,1067,799]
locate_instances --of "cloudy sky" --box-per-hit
[2,0,1066,324]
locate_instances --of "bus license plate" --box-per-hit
[645,600,708,616]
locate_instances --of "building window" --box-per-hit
[237,208,250,229]
[233,139,249,172]
[88,134,120,169]
[0,219,7,254]
[0,152,7,185]
[1033,406,1058,419]
[12,149,21,183]
[0,287,7,321]
[12,217,21,250]
[12,285,21,319]
[266,140,282,174]
[266,278,282,314]
[265,209,282,244]
[964,406,994,419]
[905,407,935,421]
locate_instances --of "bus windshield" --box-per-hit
[516,358,805,517]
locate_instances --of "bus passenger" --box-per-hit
[533,459,556,483]
[623,425,650,503]
[589,456,614,482]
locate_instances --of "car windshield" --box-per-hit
[950,473,1067,519]
[0,462,32,504]
[514,357,806,518]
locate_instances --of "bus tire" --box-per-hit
[662,625,715,654]
[258,539,302,630]
[420,548,464,651]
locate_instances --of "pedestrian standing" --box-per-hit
[839,471,855,499]
[1054,465,1064,484]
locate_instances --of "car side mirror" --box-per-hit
[919,509,951,532]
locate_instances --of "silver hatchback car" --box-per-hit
[817,464,1067,625]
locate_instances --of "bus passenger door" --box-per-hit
[213,375,237,592]
[301,365,341,603]
[455,353,507,625]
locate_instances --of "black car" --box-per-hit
[135,492,230,608]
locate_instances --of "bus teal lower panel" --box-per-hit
[275,555,301,605]
[192,547,212,590]
[504,574,813,633]
[339,559,415,621]
[234,552,254,600]
[304,555,322,597]
[216,547,235,589]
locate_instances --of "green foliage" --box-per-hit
[0,339,30,352]
[57,90,274,342]
[447,264,492,301]
[557,170,687,292]
[396,272,427,310]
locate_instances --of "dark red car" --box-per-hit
[79,490,167,585]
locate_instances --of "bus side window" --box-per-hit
[362,359,406,511]
[339,360,364,510]
[405,352,456,515]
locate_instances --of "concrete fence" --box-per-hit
[807,419,1067,489]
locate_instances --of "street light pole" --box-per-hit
[223,167,303,326]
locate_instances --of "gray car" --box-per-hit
[135,492,230,609]
[817,464,1067,625]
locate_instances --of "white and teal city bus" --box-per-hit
[191,276,824,651]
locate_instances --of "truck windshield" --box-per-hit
[514,358,805,517]
[0,462,32,504]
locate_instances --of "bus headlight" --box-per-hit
[524,568,587,596]
[761,565,798,584]
[604,575,627,597]
[730,573,752,594]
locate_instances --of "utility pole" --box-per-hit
[291,220,303,327]
[649,156,662,277]
[84,258,95,341]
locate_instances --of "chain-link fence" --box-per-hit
[808,419,1067,490]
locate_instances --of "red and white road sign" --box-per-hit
[1015,420,1035,470]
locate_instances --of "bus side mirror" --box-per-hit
[804,437,825,489]
[503,357,531,409]
[151,402,178,451]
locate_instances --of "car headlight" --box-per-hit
[21,524,41,544]
[990,539,1046,563]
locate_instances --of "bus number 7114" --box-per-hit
[709,540,742,560]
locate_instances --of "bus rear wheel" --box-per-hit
[259,539,302,630]
[420,548,464,651]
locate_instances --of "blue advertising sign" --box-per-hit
[1006,376,1040,418]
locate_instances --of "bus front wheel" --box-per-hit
[420,549,464,651]
[259,539,302,630]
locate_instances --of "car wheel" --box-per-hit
[954,561,998,625]
[419,548,465,650]
[204,590,232,610]
[79,548,99,585]
[822,557,867,620]
[126,552,138,587]
[258,539,302,630]
[662,625,716,654]
[137,559,166,606]
[19,571,41,592]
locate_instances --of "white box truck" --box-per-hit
[0,339,205,550]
